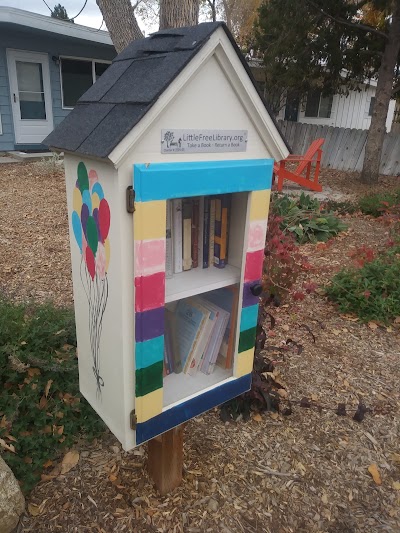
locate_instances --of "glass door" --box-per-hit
[7,50,54,145]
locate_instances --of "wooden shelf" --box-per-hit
[165,264,240,303]
[163,366,234,409]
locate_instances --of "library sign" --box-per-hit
[161,129,248,154]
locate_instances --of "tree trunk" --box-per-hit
[360,1,400,184]
[96,0,143,53]
[159,0,199,29]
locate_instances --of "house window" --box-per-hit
[305,90,333,118]
[369,97,375,116]
[60,58,110,108]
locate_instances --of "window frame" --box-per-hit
[59,55,111,110]
[368,96,375,117]
[304,90,333,119]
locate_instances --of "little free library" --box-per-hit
[46,21,289,487]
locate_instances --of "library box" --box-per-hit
[45,21,289,450]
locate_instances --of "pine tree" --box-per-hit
[51,3,73,22]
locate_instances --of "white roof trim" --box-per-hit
[0,7,113,46]
[109,27,289,166]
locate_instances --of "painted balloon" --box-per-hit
[92,182,104,200]
[89,169,98,189]
[72,211,82,251]
[96,242,106,279]
[92,192,101,212]
[86,216,99,257]
[104,238,110,272]
[73,187,82,214]
[81,203,89,238]
[99,199,110,242]
[77,162,89,193]
[93,208,101,239]
[82,190,92,214]
[85,246,96,280]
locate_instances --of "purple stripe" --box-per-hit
[242,280,260,308]
[135,307,165,342]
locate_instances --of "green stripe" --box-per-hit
[238,327,257,353]
[135,360,163,397]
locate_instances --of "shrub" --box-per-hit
[0,299,105,492]
[358,189,400,217]
[272,192,347,243]
[326,245,400,323]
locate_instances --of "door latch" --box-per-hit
[126,186,135,213]
[130,410,137,430]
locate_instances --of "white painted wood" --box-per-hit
[163,368,233,408]
[165,264,241,303]
[64,155,135,451]
[6,49,54,145]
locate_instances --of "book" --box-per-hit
[205,286,239,370]
[165,308,182,374]
[198,196,204,268]
[191,197,200,268]
[182,199,192,271]
[214,194,230,269]
[172,199,183,274]
[166,200,173,279]
[184,299,214,376]
[202,196,210,268]
[175,299,210,374]
[197,297,230,375]
[209,198,216,267]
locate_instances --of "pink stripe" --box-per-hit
[244,250,264,282]
[135,271,165,312]
[135,239,166,276]
[247,220,268,252]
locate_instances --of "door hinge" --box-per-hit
[130,410,137,430]
[126,186,135,213]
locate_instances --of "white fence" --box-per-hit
[278,120,400,176]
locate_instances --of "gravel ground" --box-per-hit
[0,162,399,532]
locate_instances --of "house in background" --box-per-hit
[0,7,116,152]
[248,58,396,132]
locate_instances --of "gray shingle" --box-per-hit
[45,103,115,152]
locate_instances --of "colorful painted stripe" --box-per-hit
[135,374,252,445]
[135,336,164,370]
[133,160,273,202]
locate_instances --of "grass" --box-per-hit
[0,298,105,492]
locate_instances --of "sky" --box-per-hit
[0,0,153,33]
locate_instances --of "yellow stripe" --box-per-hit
[235,348,255,378]
[135,388,163,423]
[134,201,166,241]
[249,190,271,222]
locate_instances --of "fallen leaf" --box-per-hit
[0,416,7,428]
[252,413,262,422]
[27,368,41,377]
[332,329,340,336]
[296,462,306,476]
[311,394,318,402]
[28,504,42,517]
[392,481,400,490]
[394,317,400,324]
[391,453,400,464]
[269,411,279,420]
[340,314,359,322]
[343,379,350,387]
[39,396,47,410]
[282,324,290,332]
[321,493,328,504]
[44,379,53,398]
[60,450,79,474]
[0,438,15,453]
[368,463,382,485]
[368,321,378,330]
[277,389,288,399]
[109,473,118,482]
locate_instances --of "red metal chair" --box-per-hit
[274,138,324,192]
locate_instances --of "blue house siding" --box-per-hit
[0,46,15,151]
[0,26,115,152]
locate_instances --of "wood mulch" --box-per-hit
[0,162,399,532]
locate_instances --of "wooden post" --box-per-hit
[147,425,184,495]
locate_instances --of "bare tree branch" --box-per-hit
[305,0,389,39]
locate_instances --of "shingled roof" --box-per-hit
[45,22,289,159]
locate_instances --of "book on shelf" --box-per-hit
[191,197,200,268]
[214,194,231,269]
[172,199,183,274]
[205,285,239,370]
[163,293,231,378]
[166,200,173,279]
[182,199,192,271]
[202,196,210,268]
[208,198,216,268]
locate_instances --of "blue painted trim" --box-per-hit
[133,160,273,202]
[135,374,252,445]
[135,335,164,370]
[240,305,259,332]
